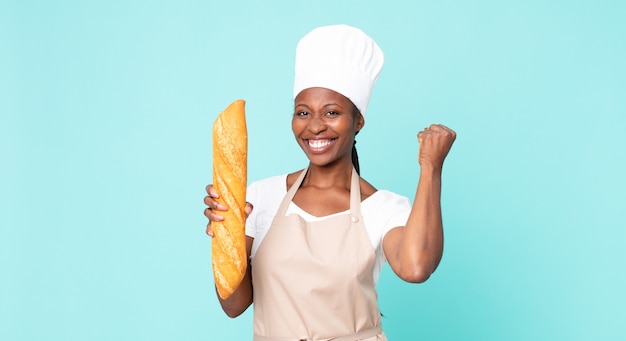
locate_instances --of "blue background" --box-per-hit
[1,0,625,340]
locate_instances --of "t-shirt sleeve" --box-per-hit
[244,174,287,240]
[245,181,259,238]
[380,191,412,238]
[362,190,412,283]
[244,175,288,259]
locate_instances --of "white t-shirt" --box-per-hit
[245,174,412,284]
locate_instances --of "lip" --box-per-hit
[304,138,336,154]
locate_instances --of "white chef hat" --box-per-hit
[293,24,384,117]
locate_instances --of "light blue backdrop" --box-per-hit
[1,1,624,340]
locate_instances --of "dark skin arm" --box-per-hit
[383,124,456,283]
[204,186,254,317]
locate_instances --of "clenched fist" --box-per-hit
[417,124,456,169]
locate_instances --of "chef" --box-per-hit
[205,24,456,341]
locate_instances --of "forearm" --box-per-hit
[217,263,253,317]
[397,164,444,282]
[216,236,254,317]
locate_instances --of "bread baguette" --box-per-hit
[211,99,248,299]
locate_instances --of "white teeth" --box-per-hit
[308,139,332,148]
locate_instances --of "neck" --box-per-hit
[303,161,354,190]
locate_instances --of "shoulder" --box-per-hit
[248,174,288,191]
[356,176,408,208]
[359,177,377,200]
[247,174,288,206]
[285,169,306,189]
[365,190,411,211]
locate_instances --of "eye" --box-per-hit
[325,110,339,117]
[294,110,308,117]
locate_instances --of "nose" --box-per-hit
[307,116,327,134]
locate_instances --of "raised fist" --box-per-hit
[417,124,456,169]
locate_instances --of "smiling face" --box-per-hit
[292,87,364,168]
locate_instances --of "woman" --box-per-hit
[204,25,456,340]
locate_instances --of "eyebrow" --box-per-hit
[294,103,344,109]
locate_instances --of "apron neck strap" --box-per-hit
[349,166,362,219]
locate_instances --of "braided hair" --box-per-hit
[352,134,360,175]
[351,106,362,175]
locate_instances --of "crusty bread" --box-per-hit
[212,99,247,299]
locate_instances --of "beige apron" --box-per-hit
[251,167,387,341]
